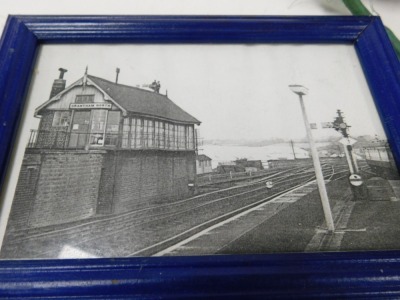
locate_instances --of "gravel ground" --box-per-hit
[217,179,352,254]
[218,177,400,254]
[341,200,400,251]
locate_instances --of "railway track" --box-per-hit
[7,166,305,239]
[129,163,350,257]
[1,162,350,258]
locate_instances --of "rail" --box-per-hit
[197,169,274,186]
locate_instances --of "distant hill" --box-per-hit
[203,138,285,147]
[203,136,341,147]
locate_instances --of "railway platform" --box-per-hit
[215,175,400,254]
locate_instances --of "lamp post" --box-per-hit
[289,85,335,232]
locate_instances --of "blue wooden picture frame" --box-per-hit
[1,15,400,298]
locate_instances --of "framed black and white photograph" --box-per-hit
[0,15,400,298]
[1,43,398,259]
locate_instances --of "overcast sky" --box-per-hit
[23,44,387,142]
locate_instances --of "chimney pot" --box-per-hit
[49,67,67,99]
[116,68,120,84]
[58,68,68,79]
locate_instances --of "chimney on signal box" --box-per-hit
[115,68,120,84]
[49,68,68,99]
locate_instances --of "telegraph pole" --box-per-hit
[290,140,297,160]
[289,85,335,232]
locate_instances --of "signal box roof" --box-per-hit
[36,74,200,125]
[88,75,200,125]
[197,154,212,161]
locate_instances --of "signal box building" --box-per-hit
[8,70,201,229]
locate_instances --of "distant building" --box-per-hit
[216,158,264,174]
[196,154,212,174]
[217,164,245,174]
[364,144,399,179]
[234,158,264,172]
[8,69,201,229]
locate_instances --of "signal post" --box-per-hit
[331,110,368,200]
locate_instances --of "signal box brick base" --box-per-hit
[7,149,196,229]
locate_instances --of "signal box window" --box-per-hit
[75,95,95,103]
[105,111,120,146]
[52,111,70,127]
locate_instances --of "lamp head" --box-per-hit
[289,84,308,96]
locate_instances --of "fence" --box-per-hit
[27,129,199,151]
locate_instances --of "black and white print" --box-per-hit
[0,44,399,259]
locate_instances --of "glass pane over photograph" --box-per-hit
[0,44,399,259]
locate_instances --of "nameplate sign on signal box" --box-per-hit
[70,103,112,109]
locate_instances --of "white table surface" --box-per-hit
[0,0,398,37]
